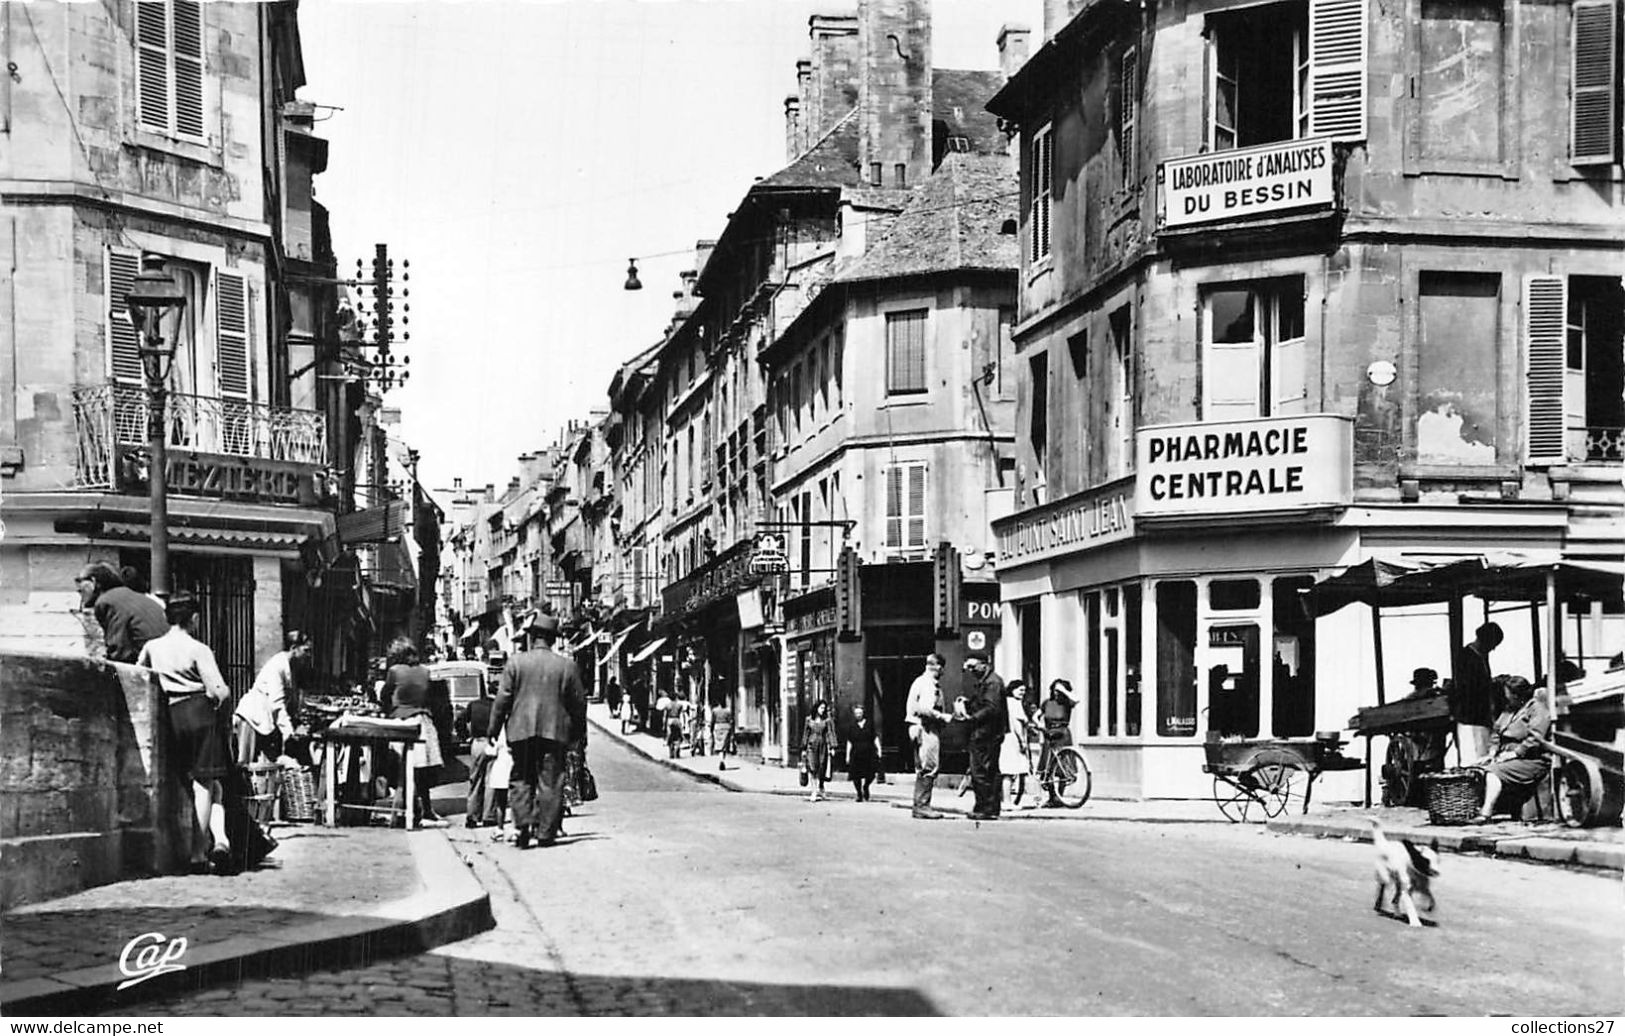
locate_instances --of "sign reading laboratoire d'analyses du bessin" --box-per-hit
[1135,414,1353,517]
[1159,137,1334,229]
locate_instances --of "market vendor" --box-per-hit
[1449,622,1503,765]
[1471,675,1550,824]
[1401,667,1439,701]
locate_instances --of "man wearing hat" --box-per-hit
[957,649,1008,821]
[1402,667,1439,701]
[487,612,587,848]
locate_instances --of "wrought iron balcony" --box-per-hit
[1579,427,1625,463]
[73,384,327,489]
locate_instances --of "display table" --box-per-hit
[317,720,423,830]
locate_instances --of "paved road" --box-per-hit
[122,736,1624,1016]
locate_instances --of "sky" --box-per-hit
[298,0,1042,498]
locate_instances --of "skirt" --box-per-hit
[400,714,444,770]
[170,695,231,781]
[488,733,512,792]
[999,732,1030,776]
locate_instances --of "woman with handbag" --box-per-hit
[801,700,836,802]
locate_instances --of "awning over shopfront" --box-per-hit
[630,636,667,663]
[606,624,637,659]
[1306,556,1625,617]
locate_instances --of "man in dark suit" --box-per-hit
[488,613,587,848]
[956,649,1007,821]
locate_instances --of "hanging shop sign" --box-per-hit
[749,533,788,574]
[992,481,1134,567]
[1135,414,1353,518]
[1158,137,1334,230]
[115,446,318,507]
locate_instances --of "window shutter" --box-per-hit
[1120,48,1139,188]
[1570,0,1618,166]
[907,463,926,548]
[885,466,903,549]
[1040,132,1053,257]
[107,249,144,385]
[135,1,169,132]
[216,270,249,399]
[1309,0,1368,141]
[171,1,205,139]
[1524,275,1568,464]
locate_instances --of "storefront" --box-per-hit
[993,413,1596,799]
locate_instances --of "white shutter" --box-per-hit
[107,249,144,385]
[1524,275,1568,465]
[135,1,169,132]
[1120,48,1139,187]
[906,463,926,548]
[1309,0,1368,141]
[1570,0,1618,166]
[171,1,205,139]
[885,466,903,549]
[1030,127,1053,262]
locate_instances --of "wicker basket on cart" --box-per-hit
[1420,768,1485,825]
[279,766,320,823]
[243,763,284,824]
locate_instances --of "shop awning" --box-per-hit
[629,636,667,663]
[606,625,636,659]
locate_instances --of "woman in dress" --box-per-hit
[1000,680,1034,810]
[486,726,512,841]
[1472,675,1551,823]
[384,638,446,827]
[802,700,836,802]
[845,704,882,802]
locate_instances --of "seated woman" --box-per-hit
[1473,675,1551,824]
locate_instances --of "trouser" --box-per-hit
[1456,724,1492,765]
[508,736,568,837]
[912,728,941,812]
[466,739,493,821]
[968,738,1001,817]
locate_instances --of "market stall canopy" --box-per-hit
[629,636,667,663]
[1306,556,1624,617]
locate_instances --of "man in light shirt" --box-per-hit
[906,653,952,819]
[138,593,234,874]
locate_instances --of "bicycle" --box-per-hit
[1033,735,1092,808]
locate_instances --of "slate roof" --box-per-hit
[755,110,861,190]
[833,152,1018,283]
[932,69,1008,155]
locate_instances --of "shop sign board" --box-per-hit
[115,446,318,507]
[1158,137,1334,230]
[993,482,1134,567]
[1135,414,1353,518]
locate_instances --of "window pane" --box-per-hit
[1210,290,1254,343]
[1272,576,1317,736]
[1210,578,1260,610]
[1086,592,1102,736]
[1207,623,1260,737]
[1124,585,1143,737]
[1156,581,1198,737]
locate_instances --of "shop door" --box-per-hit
[172,554,256,698]
[864,626,935,770]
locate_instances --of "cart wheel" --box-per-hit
[1556,757,1624,828]
[1251,754,1310,818]
[1213,776,1256,823]
[1382,737,1421,808]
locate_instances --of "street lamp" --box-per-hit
[125,253,186,599]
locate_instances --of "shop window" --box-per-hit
[1156,581,1198,737]
[1525,275,1625,464]
[886,309,928,396]
[1207,622,1261,738]
[1202,279,1307,422]
[1210,578,1261,610]
[1086,592,1103,736]
[1105,618,1121,736]
[1272,576,1318,736]
[1569,0,1619,166]
[1208,3,1308,150]
[1416,271,1500,465]
[1125,585,1143,736]
[1417,0,1508,167]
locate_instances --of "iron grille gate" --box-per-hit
[172,555,257,699]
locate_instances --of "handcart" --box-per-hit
[1203,733,1364,823]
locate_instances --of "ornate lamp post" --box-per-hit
[125,253,186,599]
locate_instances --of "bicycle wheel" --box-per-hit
[1049,746,1093,808]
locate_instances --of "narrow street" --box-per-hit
[121,737,1622,1016]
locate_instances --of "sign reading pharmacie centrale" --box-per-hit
[1158,137,1334,230]
[994,481,1135,567]
[1134,414,1353,518]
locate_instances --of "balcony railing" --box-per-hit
[73,384,327,489]
[1579,427,1625,463]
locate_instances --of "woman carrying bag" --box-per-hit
[801,700,836,802]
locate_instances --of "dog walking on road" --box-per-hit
[1370,819,1440,927]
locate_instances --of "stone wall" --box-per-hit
[0,652,187,911]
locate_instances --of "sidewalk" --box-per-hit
[1,822,494,1016]
[588,703,1624,873]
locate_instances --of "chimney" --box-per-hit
[808,13,860,141]
[795,58,814,152]
[1042,0,1084,43]
[453,477,463,492]
[997,24,1031,82]
[785,95,803,161]
[485,483,494,502]
[858,0,932,190]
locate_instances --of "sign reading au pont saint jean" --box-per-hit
[993,482,1135,567]
[1134,414,1352,518]
[1158,137,1334,230]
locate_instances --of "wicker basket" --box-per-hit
[279,767,320,823]
[1420,768,1485,825]
[243,763,283,824]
